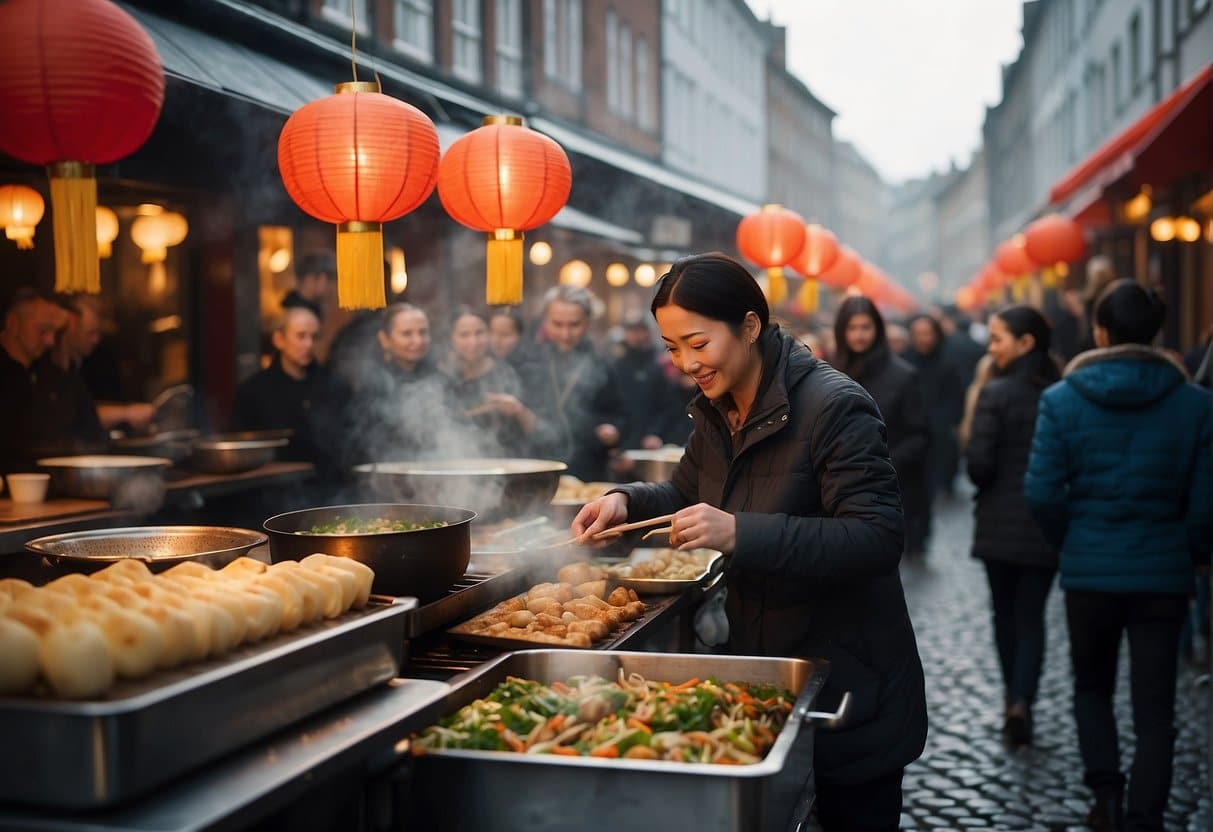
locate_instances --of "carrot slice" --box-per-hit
[550,746,579,756]
[590,743,620,758]
[626,718,652,734]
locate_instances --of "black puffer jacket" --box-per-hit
[617,328,927,786]
[841,344,928,486]
[965,352,1059,568]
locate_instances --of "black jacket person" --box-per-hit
[232,306,347,475]
[572,254,927,832]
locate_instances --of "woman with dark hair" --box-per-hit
[488,306,531,370]
[1027,280,1213,831]
[904,313,965,498]
[834,296,930,557]
[440,306,538,455]
[573,253,927,831]
[965,304,1060,748]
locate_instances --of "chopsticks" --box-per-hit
[548,514,678,548]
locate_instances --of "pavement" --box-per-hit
[895,489,1211,831]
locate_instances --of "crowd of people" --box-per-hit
[2,250,1210,831]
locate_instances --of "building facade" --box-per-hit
[762,21,837,227]
[832,140,888,268]
[982,0,1211,348]
[661,0,768,202]
[936,150,991,300]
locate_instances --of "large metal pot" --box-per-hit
[353,459,567,520]
[37,454,172,502]
[623,447,685,483]
[263,503,475,601]
[190,433,290,474]
[25,525,267,573]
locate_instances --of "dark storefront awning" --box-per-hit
[124,4,332,115]
[1049,63,1212,220]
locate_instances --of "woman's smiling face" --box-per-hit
[656,303,758,400]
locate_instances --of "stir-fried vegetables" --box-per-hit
[412,671,795,765]
[300,517,448,535]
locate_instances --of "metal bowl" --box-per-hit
[25,525,268,573]
[263,503,475,601]
[622,447,685,483]
[37,454,172,501]
[190,434,290,474]
[354,458,567,521]
[111,429,200,465]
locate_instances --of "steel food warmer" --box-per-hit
[0,505,833,831]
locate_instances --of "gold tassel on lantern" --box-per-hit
[336,221,386,310]
[487,229,524,305]
[48,162,100,294]
[1011,276,1030,302]
[798,277,819,314]
[765,266,787,306]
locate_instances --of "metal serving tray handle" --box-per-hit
[801,690,851,729]
[1,597,415,810]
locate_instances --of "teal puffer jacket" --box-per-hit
[1024,345,1213,594]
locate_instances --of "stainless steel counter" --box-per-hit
[0,677,448,832]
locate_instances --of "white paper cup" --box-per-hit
[7,474,50,504]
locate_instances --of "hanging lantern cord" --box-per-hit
[350,2,360,82]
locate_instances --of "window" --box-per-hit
[1128,13,1142,89]
[543,0,558,77]
[565,0,582,89]
[619,22,633,119]
[1110,42,1122,108]
[394,0,433,62]
[322,0,369,33]
[606,10,619,111]
[543,0,581,90]
[452,0,482,83]
[636,36,652,130]
[495,0,523,97]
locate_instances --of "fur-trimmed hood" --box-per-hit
[1063,344,1189,409]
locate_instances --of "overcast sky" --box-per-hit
[745,0,1024,184]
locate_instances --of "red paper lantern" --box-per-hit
[994,234,1037,277]
[438,115,572,305]
[0,0,164,293]
[790,223,840,277]
[788,224,839,314]
[737,204,806,305]
[278,81,440,309]
[816,246,862,289]
[1024,213,1086,266]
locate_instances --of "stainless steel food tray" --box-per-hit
[403,650,828,832]
[446,593,681,651]
[0,596,415,810]
[401,568,533,638]
[602,548,725,595]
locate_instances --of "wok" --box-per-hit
[190,434,289,474]
[25,525,267,573]
[37,454,172,503]
[354,458,567,520]
[263,503,475,601]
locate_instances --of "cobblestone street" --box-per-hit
[898,490,1211,831]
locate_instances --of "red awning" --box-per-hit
[1049,63,1212,207]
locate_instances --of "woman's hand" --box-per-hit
[484,392,523,417]
[571,492,629,542]
[669,503,736,554]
